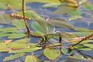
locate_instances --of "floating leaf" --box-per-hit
[42,3,61,8]
[83,44,93,49]
[0,27,18,33]
[69,16,82,21]
[8,33,26,39]
[61,48,73,55]
[78,48,92,51]
[25,54,39,62]
[7,42,29,49]
[3,53,25,61]
[80,40,93,44]
[47,18,75,30]
[72,32,93,36]
[52,0,86,14]
[14,38,30,43]
[74,45,92,51]
[83,3,93,10]
[52,5,76,14]
[0,13,12,24]
[9,47,41,53]
[61,48,68,55]
[0,0,22,10]
[44,48,60,60]
[68,10,82,21]
[0,33,8,38]
[32,31,44,37]
[69,55,91,60]
[12,19,26,29]
[69,10,81,16]
[0,3,7,9]
[0,42,7,52]
[62,32,77,39]
[76,28,93,32]
[4,40,12,44]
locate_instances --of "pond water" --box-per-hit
[0,0,93,62]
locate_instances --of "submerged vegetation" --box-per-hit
[0,0,93,62]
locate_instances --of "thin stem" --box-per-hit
[59,32,62,45]
[22,0,31,37]
[72,33,93,47]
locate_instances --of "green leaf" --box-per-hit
[69,55,92,60]
[25,54,39,62]
[44,48,60,60]
[0,33,8,38]
[61,48,73,55]
[42,3,61,8]
[76,28,93,32]
[0,42,7,52]
[7,43,29,49]
[1,0,22,10]
[83,44,93,49]
[0,13,12,24]
[80,40,93,44]
[52,5,76,14]
[69,16,82,21]
[72,32,93,36]
[8,33,26,39]
[0,27,19,33]
[69,10,82,16]
[47,18,75,30]
[7,0,22,10]
[9,47,41,53]
[32,31,44,37]
[12,19,26,29]
[62,32,77,39]
[0,3,7,9]
[74,45,92,51]
[3,53,25,61]
[84,3,93,10]
[61,48,68,54]
[78,48,92,51]
[13,38,30,43]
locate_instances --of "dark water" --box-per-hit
[0,1,93,62]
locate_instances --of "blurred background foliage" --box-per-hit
[0,0,93,62]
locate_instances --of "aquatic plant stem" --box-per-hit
[72,33,93,47]
[22,0,31,37]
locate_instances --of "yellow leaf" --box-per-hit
[28,0,60,4]
[4,40,12,44]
